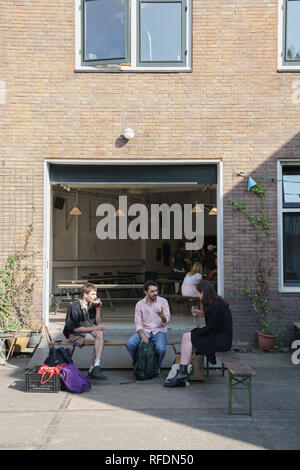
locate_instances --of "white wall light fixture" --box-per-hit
[123,128,134,140]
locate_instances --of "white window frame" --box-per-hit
[75,0,192,72]
[278,160,300,292]
[278,0,300,71]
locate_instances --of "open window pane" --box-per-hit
[83,0,128,64]
[285,0,300,61]
[282,167,300,207]
[283,175,300,205]
[139,2,183,63]
[283,213,300,285]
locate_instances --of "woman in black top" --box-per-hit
[164,280,232,387]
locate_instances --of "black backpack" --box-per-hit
[133,340,158,381]
[44,346,73,367]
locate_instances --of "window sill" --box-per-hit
[278,66,300,72]
[279,287,300,293]
[74,66,192,73]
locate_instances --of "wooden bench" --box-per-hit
[216,351,256,416]
[293,322,300,340]
[44,326,180,359]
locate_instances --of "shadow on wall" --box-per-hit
[224,131,300,346]
[115,135,129,148]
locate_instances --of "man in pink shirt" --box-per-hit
[125,280,171,376]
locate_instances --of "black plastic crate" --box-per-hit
[25,366,60,393]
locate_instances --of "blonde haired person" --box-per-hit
[181,261,203,297]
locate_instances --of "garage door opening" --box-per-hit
[43,161,222,331]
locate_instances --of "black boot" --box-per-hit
[164,364,189,388]
[207,354,216,365]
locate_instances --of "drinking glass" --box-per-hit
[191,306,198,323]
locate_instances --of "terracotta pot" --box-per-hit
[257,330,278,351]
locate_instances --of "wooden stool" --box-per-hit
[174,348,205,381]
[189,350,205,381]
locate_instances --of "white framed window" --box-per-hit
[82,0,130,66]
[278,0,300,71]
[75,0,192,72]
[278,161,300,291]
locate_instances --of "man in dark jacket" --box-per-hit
[63,283,107,380]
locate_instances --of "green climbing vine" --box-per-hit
[229,183,270,240]
[229,182,277,335]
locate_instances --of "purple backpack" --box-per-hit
[60,363,91,393]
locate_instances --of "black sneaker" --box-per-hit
[88,366,108,381]
[155,368,161,377]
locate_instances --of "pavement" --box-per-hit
[0,350,300,450]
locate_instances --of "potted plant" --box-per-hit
[6,322,31,353]
[257,321,278,351]
[0,224,40,353]
[244,259,278,351]
[0,254,15,332]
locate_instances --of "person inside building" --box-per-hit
[181,261,204,297]
[207,256,218,291]
[205,244,217,277]
[191,247,206,266]
[168,240,191,293]
[164,280,232,388]
[63,283,107,381]
[125,280,171,377]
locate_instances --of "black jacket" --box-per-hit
[63,300,96,338]
[205,251,217,270]
[191,299,232,355]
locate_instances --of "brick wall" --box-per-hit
[1,0,300,344]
